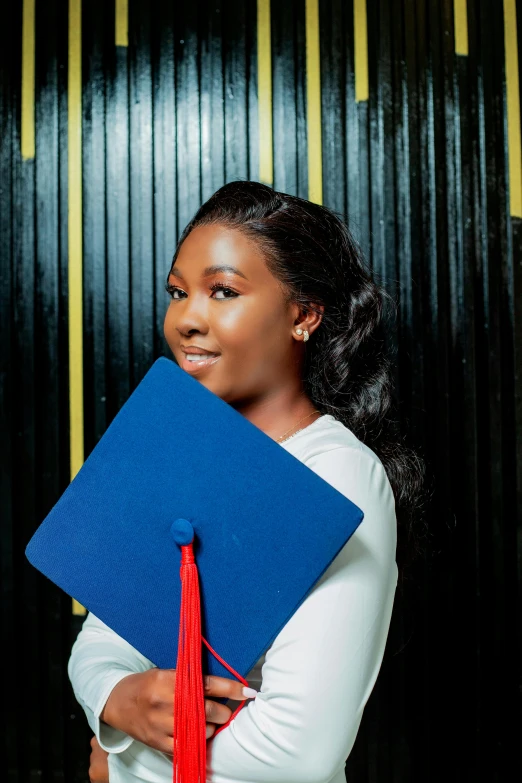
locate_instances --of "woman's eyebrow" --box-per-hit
[170,264,249,281]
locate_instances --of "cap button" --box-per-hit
[170,518,194,546]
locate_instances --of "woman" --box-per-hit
[70,180,425,783]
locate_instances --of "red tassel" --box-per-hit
[173,531,252,782]
[173,543,207,783]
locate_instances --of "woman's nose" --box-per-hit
[173,294,211,331]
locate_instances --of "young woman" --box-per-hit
[69,180,425,783]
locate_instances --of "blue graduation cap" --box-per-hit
[25,357,364,782]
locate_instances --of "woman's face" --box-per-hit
[163,223,311,407]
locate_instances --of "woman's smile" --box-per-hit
[180,352,222,374]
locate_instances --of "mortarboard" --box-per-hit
[25,356,364,783]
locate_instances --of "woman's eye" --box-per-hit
[164,283,239,300]
[165,284,184,300]
[210,284,239,299]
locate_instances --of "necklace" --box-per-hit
[276,410,322,444]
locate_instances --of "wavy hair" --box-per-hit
[170,180,430,586]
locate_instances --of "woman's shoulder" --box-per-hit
[284,414,397,554]
[282,413,385,471]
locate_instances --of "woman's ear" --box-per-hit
[297,303,324,336]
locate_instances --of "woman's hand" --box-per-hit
[88,736,109,783]
[100,668,256,756]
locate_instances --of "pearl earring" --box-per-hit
[295,328,309,342]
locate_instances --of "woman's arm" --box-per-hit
[205,444,399,783]
[67,610,156,753]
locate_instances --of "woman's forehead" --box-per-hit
[172,225,272,281]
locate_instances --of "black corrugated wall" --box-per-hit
[1,1,521,781]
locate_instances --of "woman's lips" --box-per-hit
[180,353,221,374]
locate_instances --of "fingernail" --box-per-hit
[242,686,258,699]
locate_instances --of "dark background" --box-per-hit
[1,0,521,781]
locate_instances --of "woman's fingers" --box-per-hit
[202,673,258,726]
[89,736,109,783]
[203,674,257,702]
[204,697,232,725]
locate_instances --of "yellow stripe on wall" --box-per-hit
[258,0,273,186]
[354,0,368,102]
[454,0,469,56]
[504,0,521,218]
[305,0,322,205]
[68,0,86,616]
[115,0,128,47]
[21,0,35,159]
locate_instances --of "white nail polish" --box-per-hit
[242,686,258,699]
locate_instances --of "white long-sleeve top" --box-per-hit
[68,414,398,783]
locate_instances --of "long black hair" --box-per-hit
[169,180,430,587]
